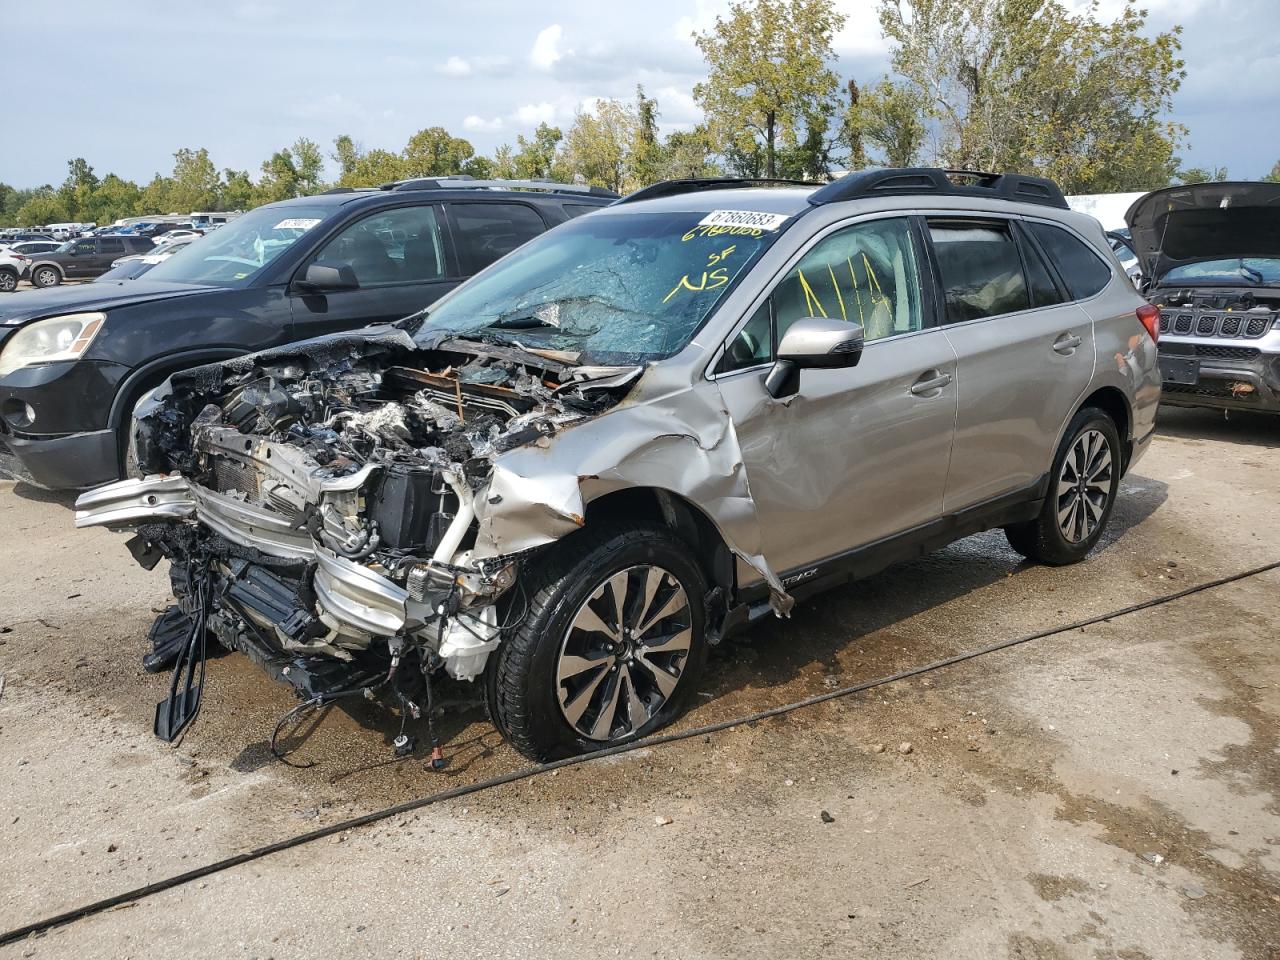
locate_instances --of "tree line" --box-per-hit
[3,0,1277,228]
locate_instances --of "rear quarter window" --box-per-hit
[1027,222,1112,300]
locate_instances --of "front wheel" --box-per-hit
[31,265,61,288]
[486,524,708,761]
[1005,407,1122,565]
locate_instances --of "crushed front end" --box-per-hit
[75,329,639,741]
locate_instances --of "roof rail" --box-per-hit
[321,186,357,194]
[617,177,822,205]
[808,168,1069,210]
[378,176,619,198]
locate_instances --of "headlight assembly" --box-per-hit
[0,312,106,378]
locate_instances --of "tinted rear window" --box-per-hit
[450,202,547,274]
[1027,222,1111,299]
[929,221,1030,323]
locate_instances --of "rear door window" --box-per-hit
[99,238,126,256]
[1026,222,1112,300]
[929,221,1030,323]
[448,202,548,274]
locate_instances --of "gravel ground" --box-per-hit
[1,404,1278,959]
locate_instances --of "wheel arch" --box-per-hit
[582,486,737,599]
[29,260,64,281]
[1074,385,1133,471]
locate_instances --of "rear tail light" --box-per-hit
[11,253,28,261]
[1136,304,1160,343]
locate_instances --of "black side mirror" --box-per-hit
[764,317,864,399]
[297,260,358,293]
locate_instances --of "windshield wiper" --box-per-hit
[1239,261,1265,285]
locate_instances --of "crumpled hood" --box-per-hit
[1125,182,1280,284]
[0,279,218,327]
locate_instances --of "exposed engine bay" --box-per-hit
[76,329,644,746]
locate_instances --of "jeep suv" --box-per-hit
[75,169,1160,760]
[1126,181,1280,413]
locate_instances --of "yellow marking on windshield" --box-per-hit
[682,224,763,242]
[662,268,730,304]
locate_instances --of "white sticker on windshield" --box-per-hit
[697,209,789,232]
[273,218,323,231]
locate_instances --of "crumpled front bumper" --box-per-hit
[75,474,412,641]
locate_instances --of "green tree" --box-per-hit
[1175,165,1227,184]
[1264,161,1280,183]
[878,0,1185,192]
[843,77,927,168]
[490,144,518,180]
[81,174,142,226]
[659,128,722,179]
[15,189,71,226]
[348,149,409,186]
[513,123,564,180]
[402,127,477,178]
[628,85,663,189]
[332,135,364,183]
[221,169,256,210]
[255,149,300,204]
[167,147,222,212]
[58,158,100,220]
[290,137,326,194]
[693,0,846,178]
[136,173,175,215]
[562,100,636,192]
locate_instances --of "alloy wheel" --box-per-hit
[555,564,693,742]
[0,273,15,292]
[1056,428,1112,543]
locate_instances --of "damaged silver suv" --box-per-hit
[76,169,1160,761]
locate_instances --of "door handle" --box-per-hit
[909,370,952,396]
[1053,333,1083,354]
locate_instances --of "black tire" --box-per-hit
[0,268,17,293]
[1005,406,1122,565]
[486,523,709,761]
[31,265,61,288]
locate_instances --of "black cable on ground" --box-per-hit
[4,557,1278,948]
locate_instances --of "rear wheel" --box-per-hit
[1005,407,1121,565]
[486,524,708,761]
[0,268,17,292]
[31,265,61,288]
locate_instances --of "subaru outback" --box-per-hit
[76,169,1160,761]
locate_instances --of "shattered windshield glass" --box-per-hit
[419,210,786,363]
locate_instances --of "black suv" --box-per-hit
[0,178,616,488]
[27,236,157,287]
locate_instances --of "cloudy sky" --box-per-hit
[7,0,1277,188]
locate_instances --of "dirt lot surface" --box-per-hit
[1,405,1278,959]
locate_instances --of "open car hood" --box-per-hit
[1125,182,1280,285]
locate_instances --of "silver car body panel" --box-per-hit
[74,474,195,529]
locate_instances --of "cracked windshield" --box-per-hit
[421,210,784,363]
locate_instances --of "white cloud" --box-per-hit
[672,0,720,44]
[438,55,472,76]
[463,114,504,133]
[513,101,559,126]
[655,85,702,126]
[436,54,511,77]
[530,24,566,71]
[832,0,891,58]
